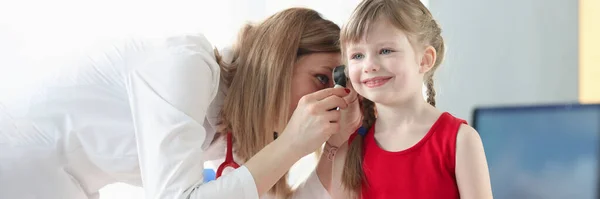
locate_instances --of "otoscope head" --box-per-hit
[332,65,347,88]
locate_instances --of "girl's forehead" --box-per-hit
[345,31,410,50]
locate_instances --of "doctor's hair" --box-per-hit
[340,0,445,196]
[214,7,340,198]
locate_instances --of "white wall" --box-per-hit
[429,0,579,122]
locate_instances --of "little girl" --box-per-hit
[333,0,493,198]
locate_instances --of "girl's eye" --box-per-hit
[351,53,364,60]
[380,49,393,54]
[315,74,329,85]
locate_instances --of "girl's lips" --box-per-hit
[362,76,393,88]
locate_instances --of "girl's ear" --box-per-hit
[419,46,436,74]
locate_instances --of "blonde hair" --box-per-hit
[214,7,340,198]
[340,0,445,196]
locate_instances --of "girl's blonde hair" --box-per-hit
[214,7,340,198]
[340,0,445,196]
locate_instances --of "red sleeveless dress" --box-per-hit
[360,112,467,199]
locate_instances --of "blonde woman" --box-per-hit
[0,8,361,199]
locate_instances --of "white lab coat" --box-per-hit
[0,33,330,199]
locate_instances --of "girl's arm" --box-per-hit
[455,124,494,199]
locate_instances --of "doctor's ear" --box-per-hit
[419,46,436,74]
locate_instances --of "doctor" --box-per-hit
[0,7,361,199]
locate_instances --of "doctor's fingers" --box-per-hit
[303,87,349,102]
[342,86,359,106]
[312,95,348,112]
[322,109,342,123]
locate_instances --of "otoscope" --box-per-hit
[333,65,347,88]
[332,65,347,111]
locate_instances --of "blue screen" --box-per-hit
[474,104,600,199]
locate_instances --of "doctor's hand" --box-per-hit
[279,87,350,158]
[327,82,362,147]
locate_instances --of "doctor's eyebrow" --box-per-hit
[317,65,336,73]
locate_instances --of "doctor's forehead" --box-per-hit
[295,52,341,72]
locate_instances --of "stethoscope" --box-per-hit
[215,65,348,179]
[215,132,239,178]
[215,131,279,178]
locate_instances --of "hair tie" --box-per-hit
[357,126,368,137]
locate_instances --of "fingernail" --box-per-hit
[345,88,351,93]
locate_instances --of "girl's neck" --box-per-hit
[374,94,439,134]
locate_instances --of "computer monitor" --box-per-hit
[473,103,600,199]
